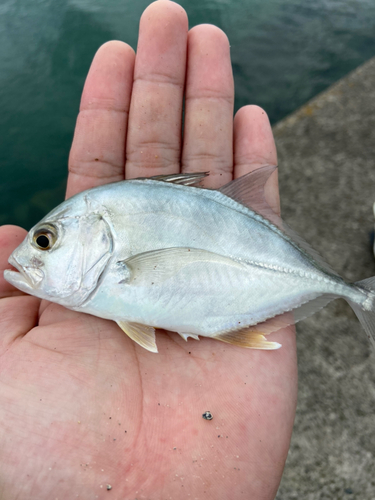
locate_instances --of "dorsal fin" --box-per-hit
[136,172,209,186]
[219,165,281,227]
[219,166,340,277]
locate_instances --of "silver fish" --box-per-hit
[4,166,375,353]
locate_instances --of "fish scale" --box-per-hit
[4,166,375,353]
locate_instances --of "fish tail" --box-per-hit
[348,276,375,350]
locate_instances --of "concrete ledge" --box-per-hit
[274,57,375,499]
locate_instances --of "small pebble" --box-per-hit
[106,484,112,490]
[202,411,213,420]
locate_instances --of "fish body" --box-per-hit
[5,167,375,352]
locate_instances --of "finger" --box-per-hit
[125,1,188,179]
[182,25,234,188]
[0,225,28,298]
[233,105,280,214]
[66,41,135,199]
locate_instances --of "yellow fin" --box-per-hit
[214,329,281,350]
[116,321,158,353]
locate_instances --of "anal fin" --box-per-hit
[214,329,281,350]
[116,321,158,353]
[178,332,200,342]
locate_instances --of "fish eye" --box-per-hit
[32,225,57,251]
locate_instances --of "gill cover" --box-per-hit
[63,212,113,306]
[27,209,113,306]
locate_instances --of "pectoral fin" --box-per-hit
[121,247,243,286]
[214,329,281,350]
[116,321,158,353]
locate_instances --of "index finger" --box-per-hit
[66,41,135,199]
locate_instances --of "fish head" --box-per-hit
[4,196,113,307]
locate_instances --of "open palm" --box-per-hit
[0,2,297,498]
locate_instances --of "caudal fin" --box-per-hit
[348,276,375,350]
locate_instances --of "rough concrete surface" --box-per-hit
[273,57,375,499]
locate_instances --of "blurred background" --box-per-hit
[2,0,375,229]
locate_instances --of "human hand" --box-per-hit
[0,2,297,498]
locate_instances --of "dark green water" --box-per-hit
[2,0,375,229]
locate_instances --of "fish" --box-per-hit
[4,165,375,353]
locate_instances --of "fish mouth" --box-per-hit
[4,255,43,291]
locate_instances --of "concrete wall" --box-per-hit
[274,57,375,500]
